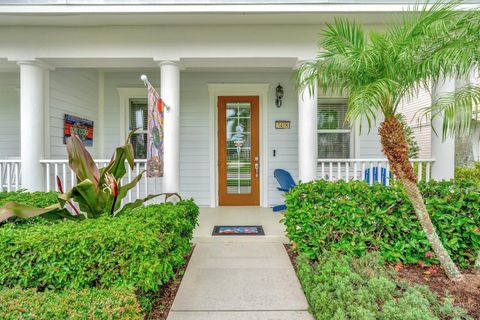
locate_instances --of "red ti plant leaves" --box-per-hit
[66,134,100,186]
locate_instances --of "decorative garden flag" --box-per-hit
[146,83,164,177]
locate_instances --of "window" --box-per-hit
[317,100,351,159]
[129,99,148,159]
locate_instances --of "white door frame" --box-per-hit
[208,83,270,207]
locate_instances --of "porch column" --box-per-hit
[298,86,318,182]
[18,61,47,191]
[159,61,180,193]
[431,75,455,180]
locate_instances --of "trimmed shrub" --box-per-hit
[0,200,199,293]
[456,162,480,183]
[296,252,470,320]
[0,191,59,226]
[284,180,480,267]
[0,287,142,320]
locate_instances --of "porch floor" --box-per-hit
[192,207,288,243]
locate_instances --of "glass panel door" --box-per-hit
[226,102,252,194]
[218,96,259,206]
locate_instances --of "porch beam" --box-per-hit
[159,61,181,194]
[18,60,49,191]
[298,86,318,182]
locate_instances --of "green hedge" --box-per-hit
[456,162,480,183]
[0,287,142,320]
[0,191,59,226]
[296,252,469,320]
[0,200,199,293]
[284,180,480,267]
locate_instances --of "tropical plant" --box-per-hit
[0,131,161,222]
[296,1,480,280]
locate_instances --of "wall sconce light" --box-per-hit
[275,84,284,108]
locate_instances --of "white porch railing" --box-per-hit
[40,159,163,204]
[317,158,434,185]
[0,160,21,192]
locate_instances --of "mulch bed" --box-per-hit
[284,244,480,319]
[396,265,480,319]
[147,245,195,320]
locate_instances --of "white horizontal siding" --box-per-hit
[49,68,99,159]
[398,88,432,158]
[0,73,20,159]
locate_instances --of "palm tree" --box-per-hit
[297,1,479,281]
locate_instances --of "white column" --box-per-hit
[18,61,47,191]
[431,76,455,180]
[298,86,318,182]
[159,61,181,193]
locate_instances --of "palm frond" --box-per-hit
[347,78,401,132]
[419,84,480,140]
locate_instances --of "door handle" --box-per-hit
[254,163,259,178]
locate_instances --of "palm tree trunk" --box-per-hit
[379,116,464,281]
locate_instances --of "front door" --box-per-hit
[218,96,260,206]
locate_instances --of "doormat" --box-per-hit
[212,225,265,236]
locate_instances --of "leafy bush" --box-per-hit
[0,190,58,208]
[0,200,198,294]
[456,162,480,183]
[0,287,142,320]
[296,252,470,320]
[0,191,59,226]
[284,180,480,267]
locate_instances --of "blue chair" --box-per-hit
[364,167,391,185]
[273,169,296,212]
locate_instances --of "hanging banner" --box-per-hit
[64,114,94,146]
[146,84,165,177]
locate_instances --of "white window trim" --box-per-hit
[317,98,356,159]
[208,83,270,208]
[117,87,150,145]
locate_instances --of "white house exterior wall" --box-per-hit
[0,72,20,158]
[398,88,432,158]
[49,68,99,159]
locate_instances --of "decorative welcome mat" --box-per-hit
[212,225,265,236]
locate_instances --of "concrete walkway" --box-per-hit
[167,242,313,320]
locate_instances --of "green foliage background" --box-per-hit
[283,180,480,268]
[296,252,470,320]
[0,287,142,320]
[0,199,199,316]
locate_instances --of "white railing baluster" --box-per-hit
[46,163,51,191]
[136,162,140,200]
[361,162,366,182]
[54,164,59,192]
[0,163,3,191]
[62,163,67,190]
[14,162,19,191]
[6,163,11,192]
[127,165,132,202]
[377,162,381,184]
[70,169,75,189]
[316,159,434,186]
[353,162,358,181]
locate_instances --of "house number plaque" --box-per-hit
[275,120,291,129]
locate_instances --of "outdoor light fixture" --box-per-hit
[275,84,284,108]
